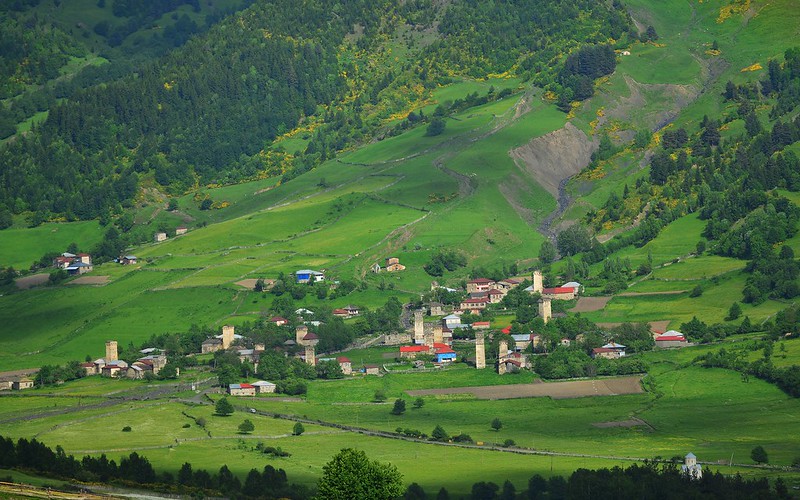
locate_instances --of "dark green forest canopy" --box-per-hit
[0,0,631,222]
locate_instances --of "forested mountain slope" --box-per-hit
[0,0,631,225]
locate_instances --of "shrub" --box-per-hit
[122,426,132,432]
[502,439,516,448]
[292,422,305,436]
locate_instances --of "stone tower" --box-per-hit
[532,270,543,293]
[105,340,118,361]
[433,324,443,345]
[304,345,316,367]
[424,331,434,350]
[475,332,486,369]
[296,324,308,344]
[497,339,509,375]
[538,297,552,324]
[221,325,235,349]
[414,310,424,344]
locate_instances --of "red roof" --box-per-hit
[302,332,319,340]
[472,321,490,326]
[433,343,450,349]
[462,298,489,304]
[336,357,351,363]
[239,383,255,389]
[268,316,287,323]
[501,326,512,334]
[435,347,455,354]
[80,362,94,367]
[543,287,575,294]
[592,348,616,353]
[469,278,495,284]
[333,308,349,315]
[488,289,504,295]
[400,345,429,353]
[656,336,687,342]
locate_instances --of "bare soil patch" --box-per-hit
[68,275,111,286]
[406,375,643,400]
[510,123,597,199]
[236,279,259,290]
[592,417,649,428]
[571,296,612,313]
[15,273,50,290]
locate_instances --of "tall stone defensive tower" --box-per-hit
[475,332,486,369]
[105,340,118,361]
[221,325,235,349]
[497,339,509,375]
[304,345,316,366]
[296,324,308,344]
[433,324,443,345]
[532,270,543,294]
[414,309,424,344]
[538,297,552,324]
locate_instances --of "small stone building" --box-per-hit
[363,364,380,375]
[228,383,256,396]
[12,378,34,390]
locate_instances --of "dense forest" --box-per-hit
[0,0,632,224]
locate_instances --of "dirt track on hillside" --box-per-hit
[68,275,110,286]
[406,375,643,400]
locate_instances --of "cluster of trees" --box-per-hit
[0,435,301,497]
[34,361,86,386]
[424,250,467,277]
[557,44,617,106]
[534,347,647,379]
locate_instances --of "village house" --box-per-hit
[400,345,430,359]
[66,261,93,275]
[268,316,288,326]
[0,380,12,391]
[175,226,188,235]
[443,313,469,330]
[154,232,168,242]
[385,257,406,272]
[496,278,523,291]
[81,362,98,375]
[336,357,352,375]
[460,297,489,314]
[370,263,381,273]
[428,302,445,316]
[295,269,325,283]
[228,383,256,396]
[542,287,577,300]
[655,330,689,348]
[363,364,381,375]
[511,334,532,351]
[344,305,360,316]
[472,321,491,330]
[120,255,138,265]
[101,360,128,377]
[251,380,276,394]
[487,289,505,304]
[332,308,350,318]
[467,278,496,294]
[592,343,627,359]
[126,362,149,380]
[12,378,34,390]
[434,346,457,363]
[201,337,223,353]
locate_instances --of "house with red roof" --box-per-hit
[333,308,350,318]
[467,278,496,294]
[460,297,489,314]
[336,356,352,375]
[399,345,430,359]
[542,287,576,300]
[487,289,505,304]
[472,321,491,330]
[655,330,689,348]
[591,347,623,359]
[268,316,288,326]
[228,383,256,396]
